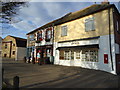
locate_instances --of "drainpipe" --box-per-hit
[52,23,54,64]
[108,7,114,71]
[9,41,12,58]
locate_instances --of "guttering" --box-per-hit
[108,7,114,71]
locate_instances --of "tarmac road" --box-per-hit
[2,59,120,88]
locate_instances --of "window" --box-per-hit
[13,43,15,46]
[82,49,98,62]
[4,54,7,57]
[29,34,35,41]
[46,49,51,57]
[59,48,98,62]
[76,51,81,59]
[37,31,42,41]
[85,17,95,31]
[59,50,64,59]
[13,51,15,55]
[61,25,67,36]
[117,20,120,32]
[59,50,74,60]
[46,30,52,40]
[5,43,7,49]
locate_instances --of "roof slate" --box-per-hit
[27,4,119,35]
[9,35,27,47]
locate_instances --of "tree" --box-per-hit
[0,0,29,24]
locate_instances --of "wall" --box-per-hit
[54,34,116,74]
[2,36,16,58]
[54,8,114,42]
[16,47,26,60]
[53,8,117,74]
[113,8,120,74]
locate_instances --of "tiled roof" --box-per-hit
[9,35,27,47]
[27,4,119,35]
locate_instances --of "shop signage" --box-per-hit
[71,41,79,45]
[58,39,99,47]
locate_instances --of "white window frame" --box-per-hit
[85,17,95,32]
[46,30,51,39]
[76,51,81,59]
[61,25,67,36]
[81,49,98,62]
[64,50,74,60]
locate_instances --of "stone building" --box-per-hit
[2,35,27,60]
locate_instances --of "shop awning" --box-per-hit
[56,44,99,50]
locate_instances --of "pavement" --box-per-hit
[2,59,120,88]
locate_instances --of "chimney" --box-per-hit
[101,0,110,4]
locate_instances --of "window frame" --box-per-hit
[37,30,42,41]
[85,17,95,32]
[5,43,7,49]
[46,30,52,40]
[116,20,120,32]
[61,25,67,36]
[12,51,15,55]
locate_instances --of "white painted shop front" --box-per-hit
[54,34,116,74]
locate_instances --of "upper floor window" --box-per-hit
[13,43,15,46]
[29,34,35,41]
[46,30,52,40]
[37,31,42,41]
[61,25,67,36]
[117,20,120,32]
[5,43,7,49]
[85,17,95,32]
[12,51,15,55]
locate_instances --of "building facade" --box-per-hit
[27,26,54,64]
[26,3,120,74]
[2,35,27,60]
[0,37,2,58]
[53,4,120,75]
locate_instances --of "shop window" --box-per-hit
[76,51,81,59]
[81,50,86,61]
[59,50,64,59]
[82,49,98,62]
[5,43,7,49]
[85,17,95,32]
[61,25,67,36]
[47,49,51,57]
[64,51,74,60]
[12,51,15,55]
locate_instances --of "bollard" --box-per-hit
[118,75,120,89]
[2,68,4,86]
[13,76,19,89]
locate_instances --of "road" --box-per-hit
[2,59,120,88]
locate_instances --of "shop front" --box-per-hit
[36,45,53,64]
[57,44,99,67]
[54,36,116,74]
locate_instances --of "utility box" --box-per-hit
[104,54,108,64]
